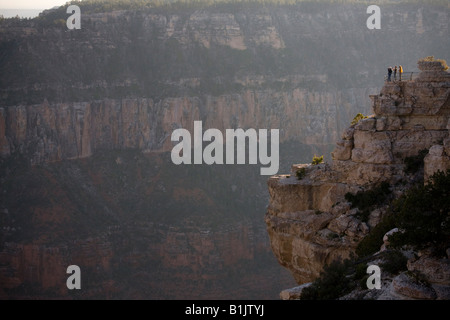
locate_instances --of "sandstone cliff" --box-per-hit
[1,1,449,299]
[0,88,372,165]
[2,1,450,158]
[265,59,450,298]
[2,2,448,99]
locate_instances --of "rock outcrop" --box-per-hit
[266,60,450,286]
[335,250,450,300]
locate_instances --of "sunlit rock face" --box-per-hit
[266,61,450,284]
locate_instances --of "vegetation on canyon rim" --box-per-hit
[351,113,368,126]
[301,169,450,300]
[344,181,391,223]
[311,155,324,165]
[419,56,449,71]
[296,167,306,180]
[5,0,448,19]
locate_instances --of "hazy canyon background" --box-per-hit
[0,0,449,299]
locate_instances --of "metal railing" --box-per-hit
[384,71,418,82]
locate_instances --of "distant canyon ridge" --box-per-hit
[3,1,449,159]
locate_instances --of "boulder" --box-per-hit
[393,272,437,300]
[424,145,450,181]
[407,255,450,285]
[354,117,376,131]
[342,127,355,140]
[279,283,312,300]
[332,139,354,161]
[432,284,450,300]
[383,228,399,247]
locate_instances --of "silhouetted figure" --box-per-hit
[394,66,398,81]
[387,67,393,81]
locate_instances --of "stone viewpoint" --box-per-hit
[265,59,450,299]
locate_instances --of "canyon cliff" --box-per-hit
[0,89,371,165]
[266,60,450,299]
[0,1,449,299]
[2,2,449,162]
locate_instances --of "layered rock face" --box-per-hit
[0,88,371,165]
[2,3,450,166]
[265,61,450,284]
[1,2,449,299]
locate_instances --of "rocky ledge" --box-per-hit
[265,59,450,298]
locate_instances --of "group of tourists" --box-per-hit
[387,65,403,82]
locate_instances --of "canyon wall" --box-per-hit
[0,88,373,165]
[0,1,449,299]
[2,2,449,165]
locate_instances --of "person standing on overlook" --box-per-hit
[387,66,393,81]
[399,65,403,81]
[394,66,398,81]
